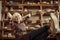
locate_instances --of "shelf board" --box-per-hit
[3,27,12,31]
[23,4,41,6]
[42,4,58,6]
[2,35,15,39]
[5,4,41,6]
[8,10,22,12]
[42,21,50,24]
[2,37,15,39]
[5,4,23,6]
[5,3,58,7]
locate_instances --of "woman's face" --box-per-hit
[15,16,18,22]
[12,16,18,23]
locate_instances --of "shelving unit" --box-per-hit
[2,0,60,40]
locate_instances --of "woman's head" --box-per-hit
[12,12,22,23]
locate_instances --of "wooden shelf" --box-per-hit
[2,0,60,40]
